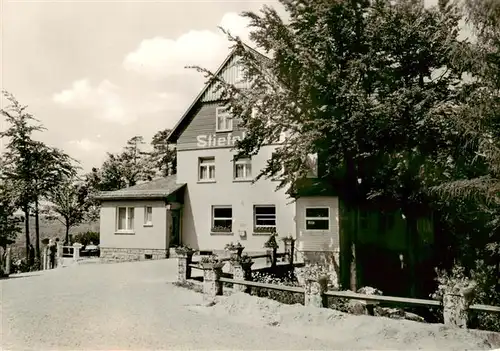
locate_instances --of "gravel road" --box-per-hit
[2,259,499,351]
[1,259,336,350]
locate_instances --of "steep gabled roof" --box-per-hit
[95,175,186,201]
[166,44,270,143]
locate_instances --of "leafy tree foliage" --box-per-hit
[1,91,76,261]
[149,128,177,177]
[44,177,94,244]
[0,179,22,250]
[1,91,46,257]
[192,0,465,295]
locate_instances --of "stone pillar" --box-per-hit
[203,265,224,304]
[177,255,187,283]
[5,247,11,275]
[443,286,475,329]
[231,261,254,293]
[73,243,82,261]
[177,253,194,283]
[303,265,328,308]
[42,247,48,270]
[56,242,63,268]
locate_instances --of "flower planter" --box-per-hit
[228,247,244,260]
[200,261,225,270]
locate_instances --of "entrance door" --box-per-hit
[170,209,181,247]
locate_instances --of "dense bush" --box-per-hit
[432,263,500,332]
[252,271,303,305]
[73,231,100,246]
[469,260,500,332]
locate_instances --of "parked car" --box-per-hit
[81,243,100,257]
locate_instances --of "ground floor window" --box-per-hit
[117,207,135,232]
[253,205,276,233]
[144,206,153,226]
[305,207,329,230]
[212,206,232,233]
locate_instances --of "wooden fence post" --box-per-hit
[202,263,224,304]
[271,248,277,269]
[443,286,475,329]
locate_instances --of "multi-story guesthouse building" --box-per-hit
[96,47,437,295]
[97,47,340,263]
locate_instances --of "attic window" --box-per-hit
[216,107,233,132]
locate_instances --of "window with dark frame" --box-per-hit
[253,205,276,233]
[305,207,330,230]
[212,206,233,232]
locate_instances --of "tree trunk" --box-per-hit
[350,208,359,291]
[65,221,70,245]
[23,205,30,259]
[34,198,41,264]
[344,154,360,292]
[404,212,418,298]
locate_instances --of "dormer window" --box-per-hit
[216,107,233,132]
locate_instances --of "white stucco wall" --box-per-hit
[100,200,169,250]
[295,196,340,252]
[176,145,296,252]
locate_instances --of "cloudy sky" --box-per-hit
[1,0,280,172]
[1,0,451,174]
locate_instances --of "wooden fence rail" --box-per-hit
[221,277,500,314]
[324,290,442,307]
[178,256,500,330]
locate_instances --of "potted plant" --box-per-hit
[263,233,279,250]
[281,234,295,243]
[175,245,196,257]
[254,226,277,234]
[211,226,232,233]
[199,254,225,270]
[225,241,245,259]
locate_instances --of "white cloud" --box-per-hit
[53,79,133,124]
[52,79,186,125]
[123,12,252,79]
[67,138,106,153]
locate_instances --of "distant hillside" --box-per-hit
[11,215,99,257]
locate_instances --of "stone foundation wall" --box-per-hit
[100,248,168,262]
